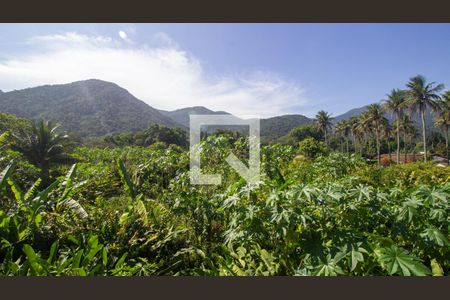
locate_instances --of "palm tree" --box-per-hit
[335,120,351,154]
[366,103,387,166]
[354,122,365,156]
[405,75,444,162]
[400,113,415,163]
[382,89,406,164]
[314,110,333,145]
[381,119,393,162]
[348,117,359,154]
[435,91,450,164]
[13,119,71,185]
[357,112,372,156]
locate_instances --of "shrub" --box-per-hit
[353,162,450,187]
[298,137,329,158]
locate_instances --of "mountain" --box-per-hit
[334,104,439,131]
[160,107,313,142]
[159,106,229,127]
[0,79,182,138]
[0,79,312,141]
[260,114,313,142]
[333,106,367,123]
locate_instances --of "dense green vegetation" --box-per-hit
[0,127,449,275]
[0,74,449,276]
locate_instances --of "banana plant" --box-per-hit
[0,160,14,192]
[1,161,88,226]
[116,158,148,226]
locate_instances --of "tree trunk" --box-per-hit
[359,140,363,156]
[388,141,391,161]
[352,133,356,154]
[346,138,349,155]
[421,110,427,162]
[445,125,449,166]
[39,162,50,187]
[404,131,407,163]
[376,129,380,167]
[396,113,400,164]
[363,132,367,155]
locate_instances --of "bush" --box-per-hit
[353,162,450,187]
[298,137,329,158]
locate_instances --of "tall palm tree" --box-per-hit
[405,75,444,162]
[314,110,333,145]
[13,119,71,185]
[435,91,450,164]
[400,113,415,163]
[348,117,359,154]
[357,112,372,156]
[334,121,344,152]
[366,103,387,166]
[381,119,393,161]
[335,120,351,154]
[354,123,365,156]
[382,89,406,164]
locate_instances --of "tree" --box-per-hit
[366,103,387,167]
[347,117,359,154]
[405,75,444,162]
[104,124,188,148]
[298,137,328,159]
[400,113,415,163]
[12,119,71,185]
[383,89,406,164]
[314,111,333,145]
[435,91,450,164]
[381,119,393,161]
[143,124,188,147]
[289,124,322,143]
[335,120,351,154]
[357,112,373,157]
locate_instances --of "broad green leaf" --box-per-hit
[375,245,430,276]
[349,249,364,271]
[102,247,108,267]
[114,253,128,269]
[72,249,84,269]
[23,244,46,275]
[117,158,137,200]
[61,164,77,201]
[47,241,59,264]
[24,178,42,202]
[7,178,23,203]
[0,162,14,192]
[134,199,148,225]
[420,228,450,247]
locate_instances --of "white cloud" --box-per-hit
[0,32,309,117]
[118,31,127,40]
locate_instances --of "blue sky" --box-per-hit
[0,24,449,117]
